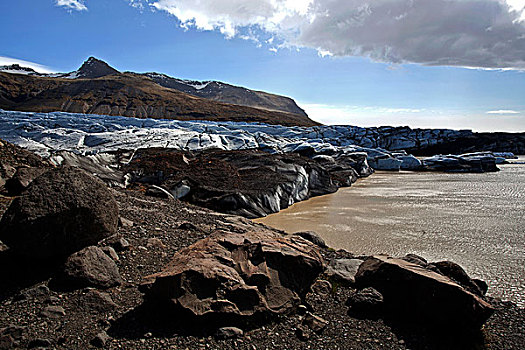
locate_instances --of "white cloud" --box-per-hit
[56,0,87,11]
[486,109,521,114]
[145,0,525,69]
[0,56,56,73]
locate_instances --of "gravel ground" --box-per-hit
[0,189,524,350]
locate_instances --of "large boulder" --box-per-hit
[0,167,118,258]
[355,255,494,331]
[61,246,122,289]
[141,230,324,322]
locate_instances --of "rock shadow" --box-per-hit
[107,300,272,340]
[382,314,486,350]
[0,249,63,302]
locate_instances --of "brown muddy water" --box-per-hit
[256,158,525,307]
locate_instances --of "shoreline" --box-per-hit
[1,137,524,349]
[256,163,525,308]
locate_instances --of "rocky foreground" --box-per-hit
[0,140,524,350]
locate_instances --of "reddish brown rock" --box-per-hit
[141,230,324,321]
[355,255,494,331]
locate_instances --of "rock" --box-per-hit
[401,254,428,266]
[345,287,384,315]
[61,246,122,289]
[14,284,50,302]
[295,325,310,341]
[293,231,326,248]
[311,279,332,297]
[91,331,110,348]
[5,167,48,195]
[28,338,52,349]
[110,237,130,251]
[119,217,134,228]
[215,327,244,339]
[303,312,328,333]
[177,222,200,231]
[170,180,191,199]
[40,305,66,318]
[82,289,118,312]
[0,167,119,258]
[429,261,485,296]
[473,279,489,296]
[101,246,119,261]
[355,255,495,331]
[0,334,15,350]
[0,325,25,341]
[0,325,25,349]
[141,230,324,322]
[146,238,165,249]
[326,258,364,285]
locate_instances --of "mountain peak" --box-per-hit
[75,57,119,79]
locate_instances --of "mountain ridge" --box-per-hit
[0,57,310,123]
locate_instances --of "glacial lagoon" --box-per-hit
[256,158,525,307]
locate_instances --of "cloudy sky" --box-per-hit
[1,0,524,131]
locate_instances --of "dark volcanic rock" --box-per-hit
[429,260,485,297]
[355,255,494,331]
[61,246,122,289]
[141,230,324,322]
[0,167,118,258]
[346,287,384,315]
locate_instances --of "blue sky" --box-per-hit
[1,0,525,132]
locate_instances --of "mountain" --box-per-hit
[65,56,120,79]
[0,70,317,127]
[0,57,313,126]
[143,73,308,117]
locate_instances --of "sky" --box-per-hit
[1,0,525,132]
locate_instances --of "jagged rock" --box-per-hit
[294,231,326,248]
[61,246,122,289]
[311,280,332,297]
[40,305,66,318]
[108,237,130,252]
[0,167,119,258]
[141,231,324,322]
[429,261,485,297]
[101,246,119,261]
[303,312,328,333]
[355,255,494,330]
[82,289,118,312]
[14,284,50,302]
[146,238,165,249]
[345,287,384,315]
[326,259,364,285]
[215,327,244,339]
[5,167,48,195]
[91,331,110,348]
[119,217,134,228]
